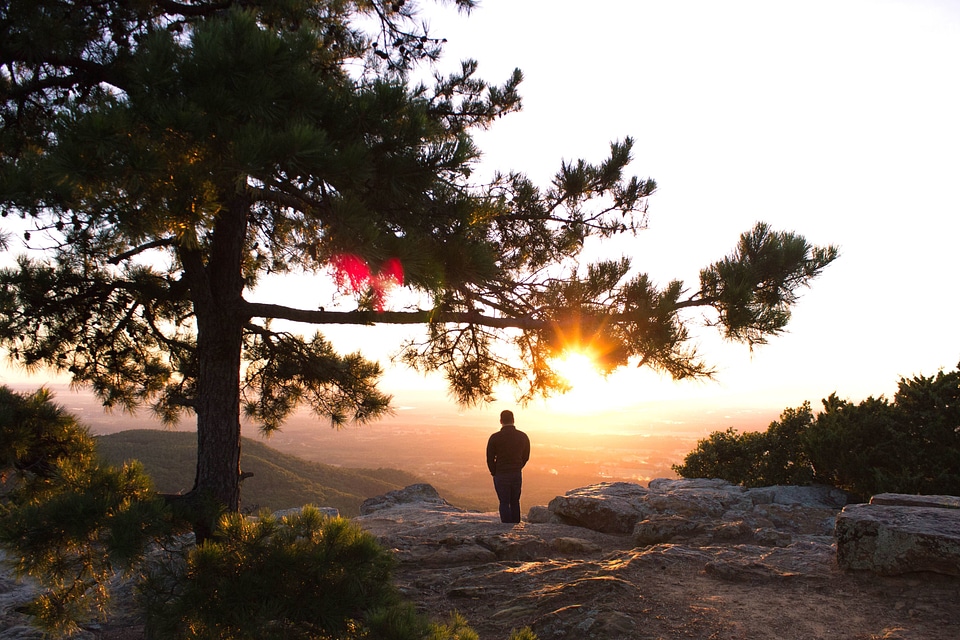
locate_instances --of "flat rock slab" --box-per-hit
[836,503,960,576]
[869,493,960,510]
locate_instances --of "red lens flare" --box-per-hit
[330,254,404,311]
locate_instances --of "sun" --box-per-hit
[545,348,669,415]
[551,350,603,391]
[545,350,613,414]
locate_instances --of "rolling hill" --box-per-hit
[94,430,487,516]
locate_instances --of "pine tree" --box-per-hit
[0,1,838,530]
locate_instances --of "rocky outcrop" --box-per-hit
[532,478,846,548]
[354,481,960,640]
[836,493,960,576]
[4,481,960,640]
[355,496,618,567]
[359,482,457,515]
[354,479,850,570]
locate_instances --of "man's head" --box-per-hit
[499,409,515,425]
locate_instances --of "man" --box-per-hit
[486,409,530,523]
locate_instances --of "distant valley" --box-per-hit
[13,383,766,512]
[95,430,488,516]
[264,416,698,511]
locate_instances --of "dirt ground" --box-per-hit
[91,569,960,640]
[389,539,960,640]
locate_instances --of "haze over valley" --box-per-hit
[21,383,782,511]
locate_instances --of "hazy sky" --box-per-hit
[414,0,960,411]
[4,0,960,433]
[305,0,960,427]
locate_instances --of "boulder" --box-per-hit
[547,482,651,534]
[526,504,562,524]
[632,514,703,545]
[550,537,603,555]
[359,483,458,515]
[542,479,845,546]
[835,501,960,576]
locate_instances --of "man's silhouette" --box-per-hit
[486,409,530,523]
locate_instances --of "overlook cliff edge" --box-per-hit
[2,479,959,640]
[353,479,960,640]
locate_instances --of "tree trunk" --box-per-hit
[194,318,243,512]
[183,196,249,531]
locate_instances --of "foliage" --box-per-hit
[0,386,188,636]
[674,363,960,499]
[805,364,960,498]
[1,0,838,517]
[699,223,838,347]
[670,403,815,488]
[671,427,766,487]
[142,508,392,639]
[0,385,97,497]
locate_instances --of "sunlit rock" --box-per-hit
[547,482,652,533]
[358,482,458,515]
[550,536,603,555]
[543,478,846,546]
[633,514,704,545]
[526,504,562,524]
[836,500,960,576]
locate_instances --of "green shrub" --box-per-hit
[140,508,529,640]
[672,403,815,487]
[141,507,403,639]
[674,363,960,500]
[803,394,904,498]
[0,386,185,636]
[805,366,960,498]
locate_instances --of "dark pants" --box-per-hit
[493,470,523,523]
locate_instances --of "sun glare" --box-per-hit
[552,351,601,390]
[545,350,614,414]
[543,349,687,417]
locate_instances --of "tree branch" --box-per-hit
[154,0,233,17]
[243,301,543,330]
[107,238,178,265]
[244,299,717,333]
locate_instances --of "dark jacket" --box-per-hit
[486,424,530,476]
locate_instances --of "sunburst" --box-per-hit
[551,350,602,391]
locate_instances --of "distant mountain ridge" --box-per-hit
[95,430,487,516]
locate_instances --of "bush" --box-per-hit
[140,508,538,640]
[672,403,815,488]
[805,365,960,498]
[674,363,960,500]
[0,386,183,636]
[141,507,404,639]
[803,394,905,498]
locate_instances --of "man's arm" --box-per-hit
[486,435,497,475]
